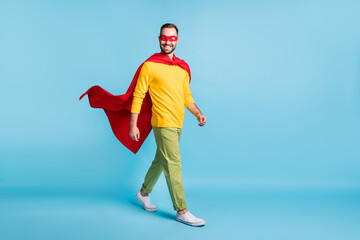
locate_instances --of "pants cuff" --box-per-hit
[141,184,152,194]
[174,204,187,211]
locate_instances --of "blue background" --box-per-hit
[1,0,359,239]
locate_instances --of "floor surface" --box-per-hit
[0,188,359,240]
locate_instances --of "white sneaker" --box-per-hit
[176,211,206,227]
[135,191,158,212]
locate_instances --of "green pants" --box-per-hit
[141,127,187,211]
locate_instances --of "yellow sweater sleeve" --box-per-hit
[131,64,150,114]
[184,73,195,107]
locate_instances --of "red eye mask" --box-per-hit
[158,35,178,42]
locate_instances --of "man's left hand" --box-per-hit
[197,113,207,126]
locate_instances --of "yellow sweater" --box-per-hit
[131,61,195,128]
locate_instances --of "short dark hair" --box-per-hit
[160,23,178,35]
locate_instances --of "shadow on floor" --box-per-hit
[128,198,175,220]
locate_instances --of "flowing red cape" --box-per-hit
[79,53,191,154]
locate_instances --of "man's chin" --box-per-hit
[161,48,175,55]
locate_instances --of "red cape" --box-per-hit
[79,53,191,154]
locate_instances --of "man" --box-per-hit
[129,23,207,227]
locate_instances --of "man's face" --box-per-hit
[159,27,178,55]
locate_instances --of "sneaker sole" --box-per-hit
[175,217,206,227]
[135,194,158,212]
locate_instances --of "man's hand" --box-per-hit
[187,103,207,127]
[129,113,140,141]
[129,126,140,141]
[197,113,207,126]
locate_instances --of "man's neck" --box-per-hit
[161,52,174,61]
[167,53,174,60]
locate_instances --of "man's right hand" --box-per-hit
[129,113,140,141]
[129,126,140,141]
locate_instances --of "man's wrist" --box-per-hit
[130,112,139,128]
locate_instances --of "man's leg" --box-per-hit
[141,148,163,194]
[136,146,163,212]
[153,126,187,211]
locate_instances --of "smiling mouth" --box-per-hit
[161,44,174,53]
[163,45,172,51]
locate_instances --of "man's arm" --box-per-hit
[129,64,150,141]
[183,73,206,127]
[187,103,207,126]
